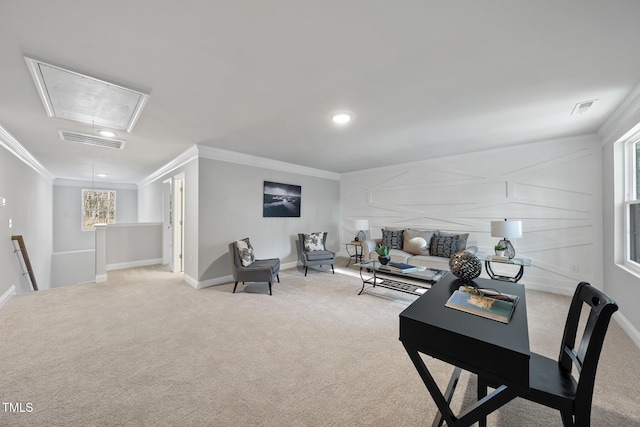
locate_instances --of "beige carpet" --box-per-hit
[1,260,640,426]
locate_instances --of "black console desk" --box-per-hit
[399,274,530,427]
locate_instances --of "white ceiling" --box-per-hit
[2,1,640,184]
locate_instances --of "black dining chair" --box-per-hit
[478,281,618,427]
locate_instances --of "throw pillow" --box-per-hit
[438,231,469,252]
[381,228,404,249]
[303,232,325,251]
[430,235,459,258]
[236,239,255,267]
[403,229,437,255]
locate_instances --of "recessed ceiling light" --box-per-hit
[330,112,352,124]
[96,173,108,178]
[98,130,116,138]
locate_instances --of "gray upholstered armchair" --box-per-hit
[229,238,280,295]
[297,232,336,276]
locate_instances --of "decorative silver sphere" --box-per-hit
[449,252,482,283]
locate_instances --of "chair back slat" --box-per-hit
[558,282,618,406]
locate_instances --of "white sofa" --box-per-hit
[361,228,477,272]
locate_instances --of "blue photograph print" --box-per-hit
[263,181,301,217]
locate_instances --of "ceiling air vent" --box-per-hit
[571,99,598,115]
[58,130,126,150]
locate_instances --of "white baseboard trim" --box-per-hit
[185,262,298,290]
[614,312,640,350]
[106,258,163,271]
[95,274,108,283]
[183,273,232,289]
[183,273,198,289]
[281,261,298,270]
[0,285,16,308]
[191,274,234,290]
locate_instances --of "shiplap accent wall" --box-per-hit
[341,134,602,294]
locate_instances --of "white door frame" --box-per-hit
[162,178,172,265]
[172,173,185,273]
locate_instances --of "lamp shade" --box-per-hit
[354,219,369,231]
[490,220,522,239]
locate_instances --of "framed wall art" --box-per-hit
[263,181,301,217]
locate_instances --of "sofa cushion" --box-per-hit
[303,232,325,251]
[438,231,469,252]
[381,229,404,249]
[403,229,437,255]
[386,248,411,264]
[430,235,459,258]
[236,239,255,266]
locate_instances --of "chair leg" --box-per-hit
[477,377,488,427]
[561,409,576,427]
[304,266,308,276]
[233,282,238,293]
[331,264,334,274]
[277,274,280,282]
[268,282,272,295]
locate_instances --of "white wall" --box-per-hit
[0,141,53,296]
[138,156,200,281]
[138,178,164,223]
[137,147,341,289]
[599,84,640,344]
[53,180,138,252]
[105,223,163,270]
[602,140,640,341]
[51,179,138,286]
[341,134,603,296]
[196,157,340,287]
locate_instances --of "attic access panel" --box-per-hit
[24,56,149,132]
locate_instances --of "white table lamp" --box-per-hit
[354,219,369,242]
[490,219,522,259]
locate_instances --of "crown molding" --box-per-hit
[196,145,340,181]
[139,144,340,187]
[598,82,640,146]
[137,145,199,187]
[0,124,54,181]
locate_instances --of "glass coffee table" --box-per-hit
[356,260,448,296]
